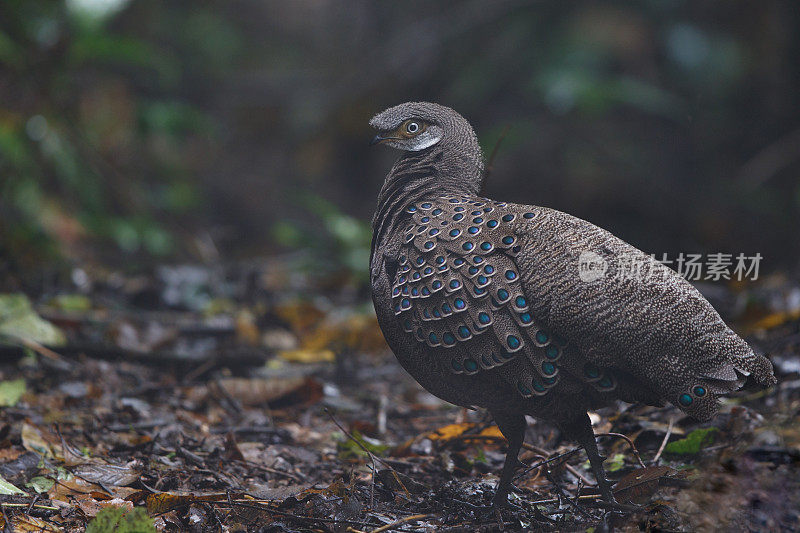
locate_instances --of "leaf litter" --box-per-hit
[0,261,797,531]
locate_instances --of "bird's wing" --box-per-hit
[390,195,614,400]
[511,206,775,420]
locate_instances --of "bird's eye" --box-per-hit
[405,121,420,134]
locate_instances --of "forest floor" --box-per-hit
[0,256,798,532]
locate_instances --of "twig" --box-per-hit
[595,432,646,468]
[325,408,413,506]
[349,513,433,533]
[513,448,582,482]
[652,418,674,464]
[1,502,59,511]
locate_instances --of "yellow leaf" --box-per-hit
[278,348,335,363]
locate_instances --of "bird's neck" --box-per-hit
[370,140,485,276]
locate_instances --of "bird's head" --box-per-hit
[368,102,456,151]
[369,102,484,192]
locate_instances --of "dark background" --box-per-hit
[2,0,799,290]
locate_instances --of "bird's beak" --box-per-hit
[370,134,386,146]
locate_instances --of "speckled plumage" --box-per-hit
[369,102,776,506]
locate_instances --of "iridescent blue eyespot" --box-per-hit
[443,333,456,344]
[468,227,479,234]
[463,242,474,251]
[520,313,532,324]
[473,256,484,264]
[399,255,406,262]
[471,210,482,216]
[449,199,459,203]
[401,298,411,308]
[429,332,438,343]
[455,206,465,212]
[484,265,494,274]
[436,256,445,264]
[487,220,498,228]
[502,214,514,222]
[453,213,464,221]
[473,217,483,224]
[424,267,433,274]
[458,326,470,338]
[523,212,535,219]
[429,228,439,236]
[532,380,545,392]
[454,258,464,266]
[454,298,466,309]
[424,241,434,249]
[480,242,492,251]
[399,275,407,283]
[421,217,430,223]
[515,296,526,307]
[543,376,557,385]
[598,376,613,388]
[432,280,442,289]
[449,229,460,237]
[484,207,493,213]
[421,202,432,208]
[542,362,556,375]
[449,280,461,289]
[433,209,442,215]
[442,303,452,313]
[407,206,417,212]
[468,266,478,275]
[474,287,486,295]
[679,394,693,406]
[502,236,514,245]
[403,319,411,330]
[505,270,517,280]
[497,289,509,300]
[535,330,549,343]
[517,382,532,395]
[432,308,441,317]
[451,359,463,371]
[392,287,400,296]
[507,335,521,349]
[464,358,478,372]
[411,288,419,296]
[416,257,424,265]
[546,345,559,359]
[478,312,491,325]
[693,386,707,397]
[477,275,488,284]
[584,363,600,379]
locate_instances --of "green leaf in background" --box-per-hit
[603,453,626,472]
[26,475,55,494]
[86,506,157,533]
[0,475,28,496]
[0,293,66,346]
[0,379,26,406]
[664,427,718,455]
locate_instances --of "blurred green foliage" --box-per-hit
[1,1,798,288]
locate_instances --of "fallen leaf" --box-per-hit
[664,427,718,455]
[278,348,335,363]
[0,474,28,495]
[613,465,675,504]
[0,379,26,406]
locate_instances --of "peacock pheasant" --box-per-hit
[368,102,775,506]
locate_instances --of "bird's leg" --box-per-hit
[560,412,616,503]
[490,410,527,509]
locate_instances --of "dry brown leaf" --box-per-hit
[613,465,675,504]
[75,496,134,518]
[6,514,62,532]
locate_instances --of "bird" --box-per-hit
[367,102,776,508]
